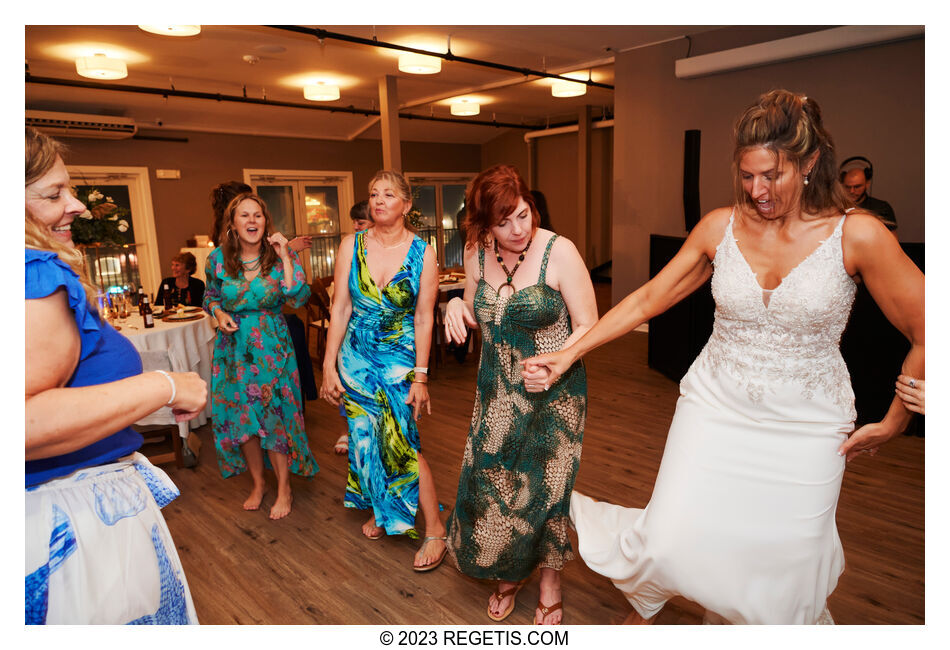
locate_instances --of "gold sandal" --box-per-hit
[413,536,447,572]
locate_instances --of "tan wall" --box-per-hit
[60,130,481,272]
[612,32,924,302]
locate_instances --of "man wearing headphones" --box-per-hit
[840,156,897,231]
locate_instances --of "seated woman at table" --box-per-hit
[204,192,318,520]
[155,251,205,307]
[25,127,207,624]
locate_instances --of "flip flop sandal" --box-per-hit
[333,435,348,454]
[413,535,448,572]
[534,600,563,625]
[487,580,527,622]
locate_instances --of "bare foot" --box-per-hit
[269,491,292,520]
[243,484,266,511]
[622,608,656,625]
[413,536,447,569]
[535,582,563,624]
[488,580,521,619]
[362,514,384,539]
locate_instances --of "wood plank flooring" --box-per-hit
[160,284,924,625]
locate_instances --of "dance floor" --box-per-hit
[161,285,924,625]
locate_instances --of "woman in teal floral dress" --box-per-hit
[443,165,598,624]
[204,193,317,520]
[321,171,447,571]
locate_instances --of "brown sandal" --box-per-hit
[534,600,563,625]
[487,581,526,622]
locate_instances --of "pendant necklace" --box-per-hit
[493,237,533,298]
[372,231,410,250]
[241,254,262,272]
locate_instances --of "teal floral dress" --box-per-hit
[339,232,427,537]
[446,235,587,581]
[203,248,318,479]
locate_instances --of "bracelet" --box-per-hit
[154,370,176,405]
[412,379,429,385]
[413,366,428,375]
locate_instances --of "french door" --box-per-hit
[245,169,354,280]
[406,174,472,269]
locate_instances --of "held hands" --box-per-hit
[895,374,925,415]
[215,309,238,334]
[320,366,346,406]
[406,379,431,421]
[268,231,292,261]
[444,297,477,345]
[521,362,552,393]
[521,348,577,391]
[168,371,208,422]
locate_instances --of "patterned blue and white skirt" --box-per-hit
[25,452,198,624]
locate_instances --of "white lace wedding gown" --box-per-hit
[571,212,857,624]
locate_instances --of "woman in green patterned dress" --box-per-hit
[444,165,598,624]
[320,171,448,571]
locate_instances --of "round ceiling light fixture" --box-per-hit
[75,53,128,80]
[450,99,480,117]
[398,52,441,75]
[304,82,341,102]
[138,25,201,37]
[551,79,587,98]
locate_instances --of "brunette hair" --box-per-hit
[172,251,198,275]
[368,170,415,231]
[733,89,851,216]
[210,180,252,246]
[219,193,280,278]
[25,127,98,306]
[463,164,539,248]
[349,199,371,222]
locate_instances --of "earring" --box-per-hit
[803,174,810,186]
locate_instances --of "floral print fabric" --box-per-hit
[203,248,318,479]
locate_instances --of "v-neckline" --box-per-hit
[729,219,838,305]
[364,232,415,291]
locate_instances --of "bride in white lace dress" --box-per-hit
[525,90,924,624]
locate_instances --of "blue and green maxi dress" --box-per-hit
[203,248,318,479]
[339,232,427,537]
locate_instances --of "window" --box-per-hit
[245,169,355,280]
[406,174,473,269]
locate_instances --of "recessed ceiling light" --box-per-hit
[75,53,127,80]
[398,52,441,75]
[138,25,201,37]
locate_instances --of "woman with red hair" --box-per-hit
[443,164,598,624]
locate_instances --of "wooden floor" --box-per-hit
[160,284,924,625]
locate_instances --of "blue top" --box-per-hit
[25,249,143,487]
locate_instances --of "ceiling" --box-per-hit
[25,25,718,144]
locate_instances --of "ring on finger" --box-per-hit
[909,378,917,388]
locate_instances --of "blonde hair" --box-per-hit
[368,170,416,231]
[25,127,98,306]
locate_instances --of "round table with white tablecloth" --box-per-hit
[118,310,216,446]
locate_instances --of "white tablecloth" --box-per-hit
[120,312,216,437]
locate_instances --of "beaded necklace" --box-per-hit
[493,237,533,297]
[241,253,262,273]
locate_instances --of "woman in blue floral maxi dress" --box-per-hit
[204,193,318,520]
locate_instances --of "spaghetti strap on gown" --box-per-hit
[570,212,856,624]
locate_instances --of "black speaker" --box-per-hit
[683,129,701,231]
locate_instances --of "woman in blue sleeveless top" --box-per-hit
[25,127,206,624]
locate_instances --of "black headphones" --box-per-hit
[839,156,873,183]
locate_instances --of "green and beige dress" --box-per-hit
[446,234,587,581]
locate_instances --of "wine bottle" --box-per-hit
[143,294,155,328]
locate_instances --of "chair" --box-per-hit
[429,291,453,377]
[134,349,185,469]
[305,275,333,363]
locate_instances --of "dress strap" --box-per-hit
[478,245,486,279]
[539,234,559,282]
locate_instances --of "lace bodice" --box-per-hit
[693,212,857,416]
